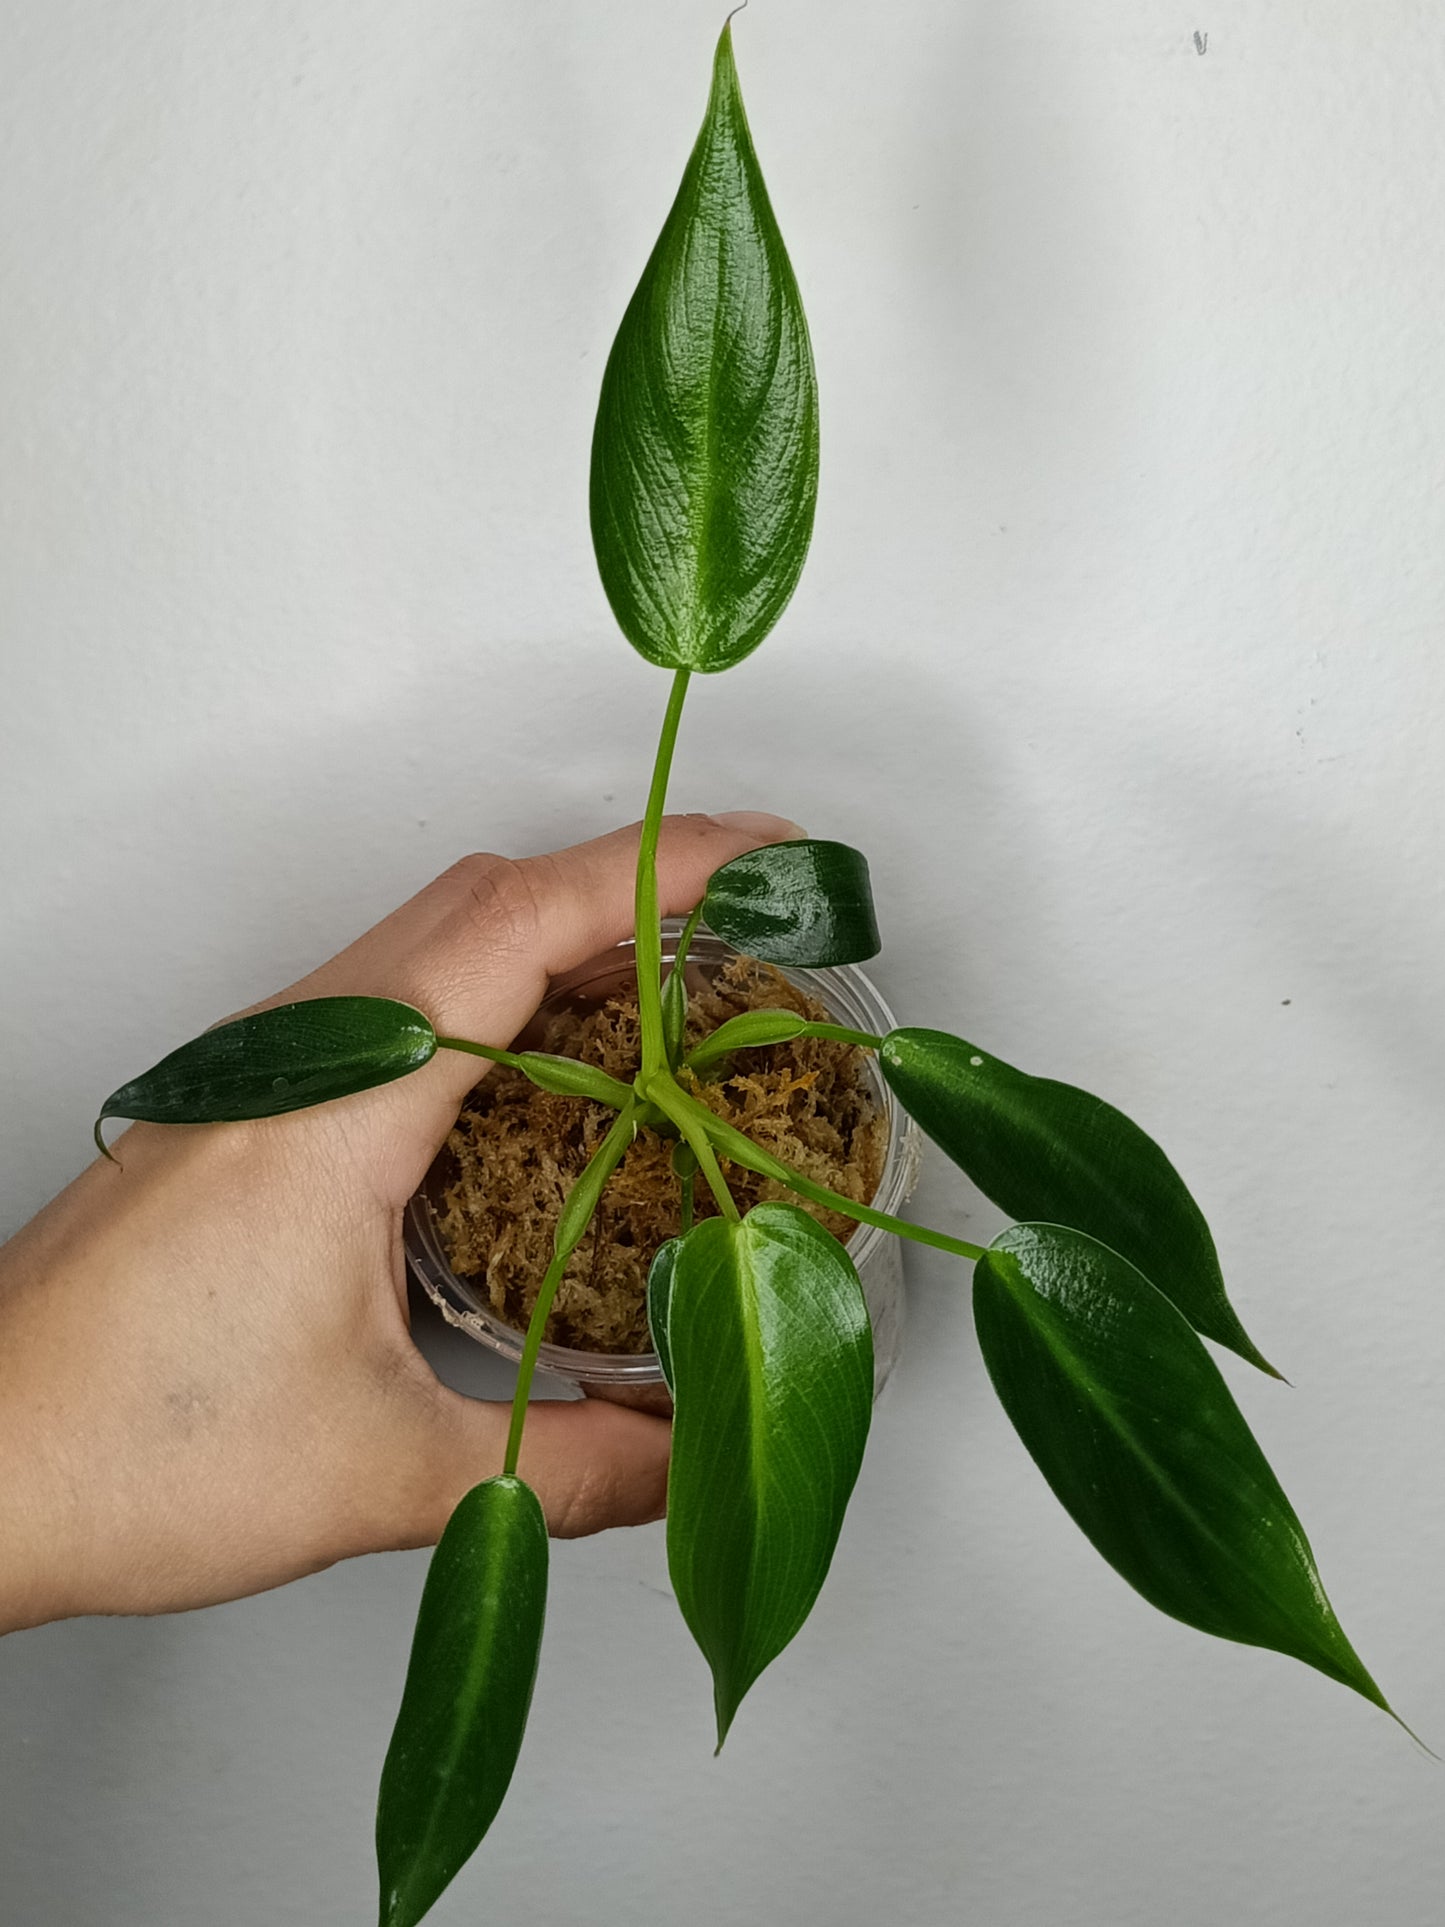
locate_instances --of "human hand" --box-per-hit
[0,811,799,1632]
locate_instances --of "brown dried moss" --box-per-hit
[435,955,887,1354]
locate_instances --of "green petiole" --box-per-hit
[636,669,693,1084]
[671,1139,699,1234]
[644,1074,740,1222]
[660,1081,986,1264]
[801,1022,884,1051]
[661,899,707,1069]
[502,1103,638,1475]
[673,900,706,970]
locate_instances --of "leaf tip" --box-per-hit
[1399,1716,1440,1762]
[1234,1331,1288,1383]
[93,1114,120,1165]
[1351,1672,1432,1757]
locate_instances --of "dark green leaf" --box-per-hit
[665,1203,873,1746]
[880,1027,1274,1375]
[96,997,437,1147]
[376,1476,548,1927]
[975,1224,1389,1712]
[702,840,880,966]
[647,1237,680,1392]
[589,22,819,673]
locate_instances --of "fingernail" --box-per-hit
[709,810,807,843]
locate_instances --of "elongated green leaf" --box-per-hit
[512,1052,632,1108]
[666,1203,873,1746]
[376,1476,548,1927]
[687,1006,808,1072]
[589,22,818,673]
[554,1102,637,1256]
[702,840,880,966]
[975,1224,1389,1712]
[96,997,437,1148]
[647,1237,680,1391]
[880,1027,1274,1375]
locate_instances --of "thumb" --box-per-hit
[289,809,804,1047]
[412,1387,670,1542]
[282,809,805,1155]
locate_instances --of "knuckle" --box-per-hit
[545,1406,669,1538]
[443,851,545,951]
[551,1459,619,1540]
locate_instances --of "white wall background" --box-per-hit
[3,2,1443,1921]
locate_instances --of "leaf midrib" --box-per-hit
[997,1252,1303,1637]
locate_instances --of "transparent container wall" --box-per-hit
[404,922,922,1410]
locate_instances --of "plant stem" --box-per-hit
[503,1104,638,1476]
[661,898,707,1069]
[762,1163,985,1264]
[679,1171,695,1235]
[645,1074,740,1222]
[673,899,706,964]
[670,894,709,994]
[637,669,693,1081]
[666,1083,987,1263]
[435,1036,522,1069]
[804,1022,883,1051]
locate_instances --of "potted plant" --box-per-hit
[93,19,1410,1927]
[404,916,919,1409]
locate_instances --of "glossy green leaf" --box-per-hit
[975,1224,1389,1711]
[647,1237,680,1392]
[702,840,880,966]
[96,997,437,1148]
[665,1203,873,1746]
[687,1006,808,1072]
[589,22,818,673]
[880,1027,1274,1375]
[376,1475,548,1927]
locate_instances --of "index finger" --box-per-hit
[285,810,802,1116]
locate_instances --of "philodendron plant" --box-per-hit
[94,21,1408,1927]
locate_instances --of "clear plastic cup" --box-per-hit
[404,921,922,1409]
